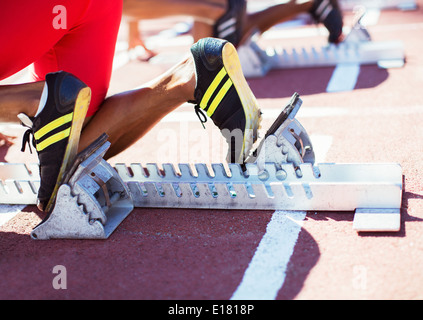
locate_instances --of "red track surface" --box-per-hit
[1,2,423,300]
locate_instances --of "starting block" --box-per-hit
[0,94,403,238]
[237,9,405,78]
[245,92,315,170]
[115,94,402,232]
[31,134,134,240]
[339,0,417,11]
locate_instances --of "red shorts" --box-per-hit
[0,0,122,117]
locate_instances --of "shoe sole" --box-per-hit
[43,87,91,212]
[221,42,262,163]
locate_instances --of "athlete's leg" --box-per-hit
[0,81,43,148]
[192,20,216,43]
[0,1,89,81]
[124,0,226,52]
[0,0,121,155]
[127,20,157,59]
[0,0,89,122]
[79,55,196,159]
[0,82,44,123]
[0,1,120,211]
[32,0,123,118]
[242,0,313,42]
[240,0,343,45]
[80,37,261,164]
[123,0,226,23]
[0,0,181,160]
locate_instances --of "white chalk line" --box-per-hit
[326,63,361,93]
[230,134,332,300]
[0,205,26,228]
[230,211,307,300]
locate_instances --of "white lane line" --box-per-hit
[230,134,332,300]
[0,205,26,228]
[323,8,381,93]
[312,135,333,164]
[326,63,361,93]
[360,9,381,26]
[160,105,349,123]
[163,101,423,123]
[231,210,307,300]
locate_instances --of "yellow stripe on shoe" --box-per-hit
[34,112,73,152]
[36,127,71,152]
[34,113,73,140]
[199,67,227,110]
[207,78,233,117]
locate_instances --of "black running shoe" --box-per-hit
[189,37,261,164]
[19,71,91,212]
[213,0,246,47]
[309,0,343,43]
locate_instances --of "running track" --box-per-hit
[1,1,423,301]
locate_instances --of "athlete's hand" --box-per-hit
[0,132,16,147]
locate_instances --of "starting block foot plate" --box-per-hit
[31,134,134,240]
[353,208,401,232]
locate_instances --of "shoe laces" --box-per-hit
[194,105,208,129]
[18,113,36,154]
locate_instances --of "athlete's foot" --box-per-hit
[19,71,91,212]
[188,37,261,164]
[213,0,247,47]
[309,0,344,43]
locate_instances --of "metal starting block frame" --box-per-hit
[339,0,417,11]
[115,162,402,232]
[115,94,402,232]
[30,134,134,240]
[237,10,405,78]
[0,94,403,237]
